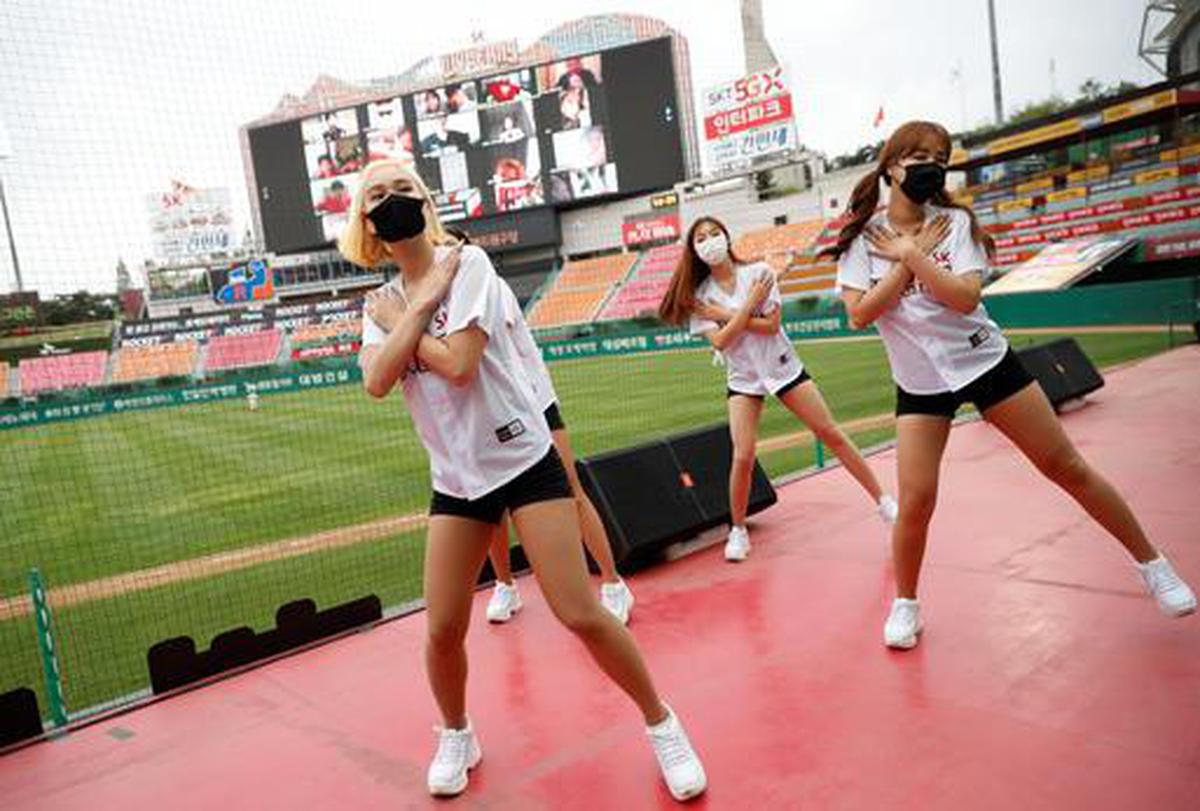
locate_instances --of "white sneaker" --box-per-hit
[878,494,899,524]
[646,705,707,801]
[884,598,922,649]
[1138,556,1197,617]
[600,579,635,625]
[724,525,750,562]
[427,721,482,797]
[485,581,522,623]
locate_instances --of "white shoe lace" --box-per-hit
[433,727,471,769]
[489,584,514,611]
[1147,561,1184,594]
[650,724,693,769]
[889,602,917,629]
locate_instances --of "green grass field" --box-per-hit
[0,329,1186,717]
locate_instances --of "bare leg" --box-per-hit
[487,517,514,584]
[552,428,620,583]
[727,394,764,525]
[423,516,493,728]
[778,380,885,502]
[982,383,1157,562]
[892,415,952,598]
[512,499,667,724]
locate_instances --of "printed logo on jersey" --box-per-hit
[430,305,449,338]
[968,326,991,348]
[495,419,526,443]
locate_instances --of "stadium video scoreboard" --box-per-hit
[247,37,686,256]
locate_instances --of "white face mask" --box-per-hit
[694,233,729,266]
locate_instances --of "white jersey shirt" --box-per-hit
[500,281,557,412]
[359,245,551,499]
[836,205,1008,394]
[688,261,804,397]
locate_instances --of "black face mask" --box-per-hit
[366,194,427,242]
[898,162,946,204]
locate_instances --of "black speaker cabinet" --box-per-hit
[576,423,777,566]
[0,688,43,748]
[1016,338,1104,409]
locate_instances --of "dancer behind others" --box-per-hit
[659,216,898,562]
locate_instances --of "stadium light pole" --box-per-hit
[0,176,22,293]
[987,0,1005,124]
[0,122,22,293]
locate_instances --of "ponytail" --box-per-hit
[822,167,884,260]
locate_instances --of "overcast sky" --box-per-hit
[0,0,1161,296]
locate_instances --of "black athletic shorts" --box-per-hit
[543,402,565,431]
[727,368,812,400]
[895,348,1035,418]
[428,446,573,525]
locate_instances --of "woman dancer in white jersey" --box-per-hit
[830,120,1196,650]
[378,227,635,626]
[659,217,897,562]
[342,160,705,801]
[456,231,634,625]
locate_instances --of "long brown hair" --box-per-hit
[823,121,994,260]
[658,217,749,325]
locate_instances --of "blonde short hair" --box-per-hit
[337,159,455,268]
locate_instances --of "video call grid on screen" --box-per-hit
[249,37,686,255]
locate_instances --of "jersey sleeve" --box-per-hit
[762,263,783,313]
[948,210,989,276]
[835,236,872,292]
[357,310,386,370]
[444,246,502,338]
[688,311,719,336]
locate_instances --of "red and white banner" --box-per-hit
[621,213,681,247]
[704,95,794,139]
[291,341,361,361]
[992,202,1200,252]
[702,67,797,172]
[1144,231,1200,260]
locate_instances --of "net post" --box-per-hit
[29,568,69,729]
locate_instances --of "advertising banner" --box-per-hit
[702,67,797,172]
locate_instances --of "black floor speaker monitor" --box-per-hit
[1015,338,1104,410]
[576,423,777,567]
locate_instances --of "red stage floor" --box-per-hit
[4,346,1199,810]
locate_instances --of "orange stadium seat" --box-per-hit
[112,342,198,383]
[733,220,826,274]
[291,321,358,344]
[527,253,638,328]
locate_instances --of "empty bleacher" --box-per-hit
[291,321,358,345]
[205,329,283,372]
[733,220,825,271]
[733,220,835,298]
[112,342,198,383]
[527,253,637,329]
[19,351,108,396]
[598,244,684,321]
[985,172,1200,268]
